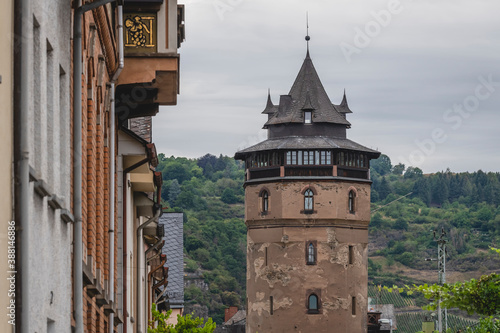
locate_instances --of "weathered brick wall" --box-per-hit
[79,8,118,332]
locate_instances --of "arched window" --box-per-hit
[348,190,355,213]
[307,243,315,264]
[262,190,269,212]
[304,189,313,211]
[308,294,319,314]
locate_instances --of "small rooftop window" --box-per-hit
[304,111,312,124]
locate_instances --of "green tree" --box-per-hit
[386,249,500,332]
[148,303,216,333]
[371,154,392,176]
[221,188,238,204]
[404,166,423,179]
[392,163,405,175]
[168,179,181,204]
[379,177,392,200]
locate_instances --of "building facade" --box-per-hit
[11,0,184,332]
[13,0,73,331]
[235,49,380,333]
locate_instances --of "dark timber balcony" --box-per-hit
[246,165,370,182]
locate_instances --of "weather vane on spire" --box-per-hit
[305,12,310,52]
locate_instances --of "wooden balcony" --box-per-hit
[246,165,370,181]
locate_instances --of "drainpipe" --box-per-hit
[73,1,117,332]
[136,208,161,333]
[17,0,30,330]
[109,3,124,332]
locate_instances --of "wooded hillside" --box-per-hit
[157,153,500,323]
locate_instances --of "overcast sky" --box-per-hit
[153,0,500,173]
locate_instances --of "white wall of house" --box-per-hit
[22,0,72,331]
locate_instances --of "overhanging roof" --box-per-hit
[235,136,380,159]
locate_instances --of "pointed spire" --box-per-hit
[262,89,277,115]
[305,12,311,57]
[338,89,353,114]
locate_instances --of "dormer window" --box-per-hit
[304,111,312,124]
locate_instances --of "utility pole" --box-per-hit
[426,228,448,332]
[436,228,448,333]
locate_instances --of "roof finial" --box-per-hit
[305,12,310,57]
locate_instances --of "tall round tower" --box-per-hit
[235,50,380,333]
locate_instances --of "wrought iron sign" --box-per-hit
[124,13,157,53]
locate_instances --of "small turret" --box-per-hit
[261,89,278,120]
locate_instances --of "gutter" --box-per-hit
[72,1,116,332]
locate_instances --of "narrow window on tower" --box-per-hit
[262,190,269,213]
[348,190,355,214]
[265,247,268,266]
[352,296,356,316]
[308,294,319,314]
[304,111,312,124]
[304,189,313,212]
[270,296,274,315]
[307,242,316,265]
[349,245,354,265]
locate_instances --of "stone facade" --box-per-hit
[246,181,370,332]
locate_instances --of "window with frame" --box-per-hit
[307,242,316,265]
[304,189,314,211]
[304,111,312,124]
[262,190,269,212]
[348,190,355,213]
[308,294,319,314]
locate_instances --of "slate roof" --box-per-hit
[159,213,184,307]
[264,51,350,127]
[235,136,379,158]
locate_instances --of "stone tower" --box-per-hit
[235,50,380,333]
